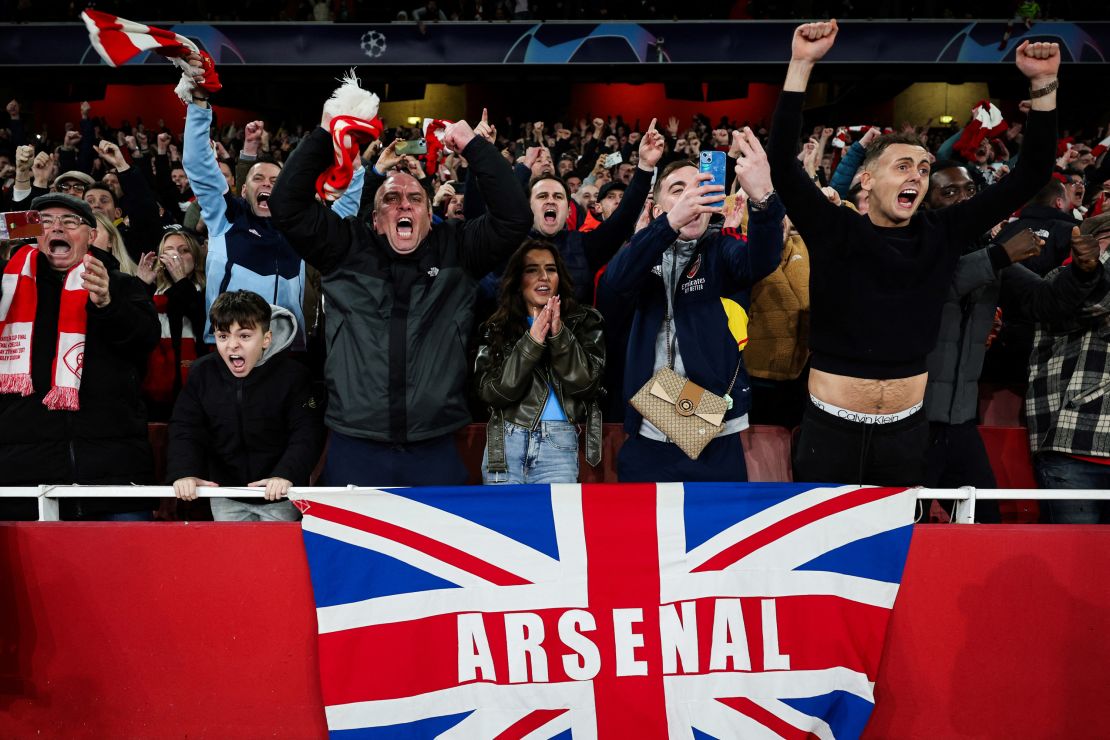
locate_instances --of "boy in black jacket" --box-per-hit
[168,290,323,521]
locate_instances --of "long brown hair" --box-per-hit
[481,239,578,360]
[155,228,207,294]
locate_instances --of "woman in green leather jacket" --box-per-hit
[475,239,606,484]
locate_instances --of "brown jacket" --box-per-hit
[744,232,810,381]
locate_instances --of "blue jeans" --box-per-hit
[1034,452,1109,524]
[482,421,580,485]
[210,498,301,522]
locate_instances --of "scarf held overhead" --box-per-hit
[81,9,222,95]
[316,72,384,202]
[0,246,89,411]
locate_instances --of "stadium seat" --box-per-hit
[978,383,1026,427]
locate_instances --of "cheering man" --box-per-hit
[768,20,1060,485]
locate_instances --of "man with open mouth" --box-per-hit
[0,193,160,521]
[768,20,1061,488]
[177,55,363,355]
[269,107,532,488]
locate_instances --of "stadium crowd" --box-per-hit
[1,21,1108,524]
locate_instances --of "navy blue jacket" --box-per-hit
[597,200,786,434]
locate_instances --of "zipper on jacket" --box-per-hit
[66,414,79,481]
[236,379,249,473]
[273,258,280,303]
[947,294,975,421]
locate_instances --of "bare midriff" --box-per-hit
[809,368,928,415]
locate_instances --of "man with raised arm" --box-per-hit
[269,109,532,487]
[768,20,1059,486]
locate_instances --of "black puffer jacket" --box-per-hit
[166,307,325,500]
[0,247,160,519]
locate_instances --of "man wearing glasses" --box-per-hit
[53,170,95,197]
[0,193,159,521]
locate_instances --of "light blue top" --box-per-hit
[526,316,568,422]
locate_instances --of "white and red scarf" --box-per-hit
[316,71,385,202]
[954,100,1008,163]
[423,118,454,176]
[0,246,88,411]
[81,9,222,97]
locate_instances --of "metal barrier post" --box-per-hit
[952,486,976,524]
[38,485,60,522]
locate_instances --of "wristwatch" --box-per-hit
[1030,79,1058,98]
[749,190,777,211]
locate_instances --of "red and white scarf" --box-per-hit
[0,246,89,411]
[316,72,385,202]
[81,10,222,97]
[423,118,454,176]
[317,115,384,202]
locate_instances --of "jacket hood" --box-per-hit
[258,304,298,365]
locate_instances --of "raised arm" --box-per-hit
[181,102,232,237]
[455,121,534,276]
[767,21,843,240]
[942,41,1059,242]
[722,128,785,287]
[580,119,664,270]
[267,126,356,275]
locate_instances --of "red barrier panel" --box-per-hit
[2,522,1108,738]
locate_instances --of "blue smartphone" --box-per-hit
[698,150,726,208]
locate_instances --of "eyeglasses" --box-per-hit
[40,214,87,230]
[56,182,87,194]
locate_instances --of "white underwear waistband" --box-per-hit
[810,395,923,425]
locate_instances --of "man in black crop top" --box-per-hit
[768,20,1060,487]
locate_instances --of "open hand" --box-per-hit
[666,172,724,231]
[529,301,553,344]
[732,127,774,202]
[82,254,112,308]
[1070,226,1100,273]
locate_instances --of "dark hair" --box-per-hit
[528,173,568,199]
[860,132,929,171]
[1029,178,1067,208]
[481,239,579,360]
[930,160,969,179]
[209,290,271,334]
[86,181,117,207]
[653,159,697,201]
[847,181,866,208]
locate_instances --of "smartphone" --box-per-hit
[603,151,624,169]
[0,210,43,240]
[396,138,427,156]
[699,150,726,208]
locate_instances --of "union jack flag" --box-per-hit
[293,482,916,739]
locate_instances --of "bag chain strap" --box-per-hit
[665,301,742,397]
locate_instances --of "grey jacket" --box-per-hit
[925,245,1101,425]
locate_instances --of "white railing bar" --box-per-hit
[0,486,1107,500]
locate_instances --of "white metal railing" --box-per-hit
[2,485,1110,522]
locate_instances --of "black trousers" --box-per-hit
[924,420,1000,523]
[793,398,929,487]
[618,432,748,483]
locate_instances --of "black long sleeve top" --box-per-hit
[767,91,1057,379]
